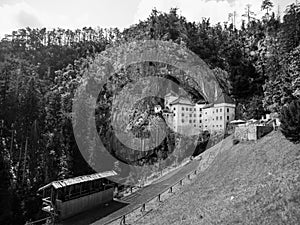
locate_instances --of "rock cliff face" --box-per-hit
[94,60,228,167]
[93,69,207,175]
[75,41,228,179]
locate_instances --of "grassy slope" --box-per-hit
[135,131,300,225]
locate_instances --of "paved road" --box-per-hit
[61,159,200,225]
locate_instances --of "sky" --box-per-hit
[0,0,296,38]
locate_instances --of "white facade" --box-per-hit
[202,103,235,133]
[164,91,179,110]
[154,105,162,113]
[162,93,236,135]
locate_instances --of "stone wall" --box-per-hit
[234,125,250,141]
[234,124,273,141]
[257,125,273,139]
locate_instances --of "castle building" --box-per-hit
[162,92,235,135]
[202,95,235,133]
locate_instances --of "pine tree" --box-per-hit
[242,4,256,24]
[281,3,300,52]
[261,0,274,15]
[280,99,300,144]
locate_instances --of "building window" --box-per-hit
[220,125,222,127]
[194,108,196,111]
[205,125,207,128]
[205,119,207,121]
[189,120,192,123]
[199,114,202,117]
[186,108,188,111]
[227,108,229,113]
[190,108,192,111]
[200,108,202,111]
[220,116,222,120]
[216,116,218,120]
[205,112,207,114]
[194,125,196,127]
[216,109,218,113]
[200,120,202,123]
[213,125,215,127]
[220,108,222,112]
[216,125,218,127]
[193,120,196,123]
[227,116,229,120]
[182,113,184,117]
[174,108,176,111]
[194,114,196,117]
[190,114,192,117]
[182,107,184,111]
[182,119,184,123]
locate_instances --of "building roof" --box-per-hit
[196,99,207,104]
[162,109,173,113]
[215,93,235,104]
[165,90,179,98]
[202,103,214,109]
[38,170,117,191]
[170,96,195,106]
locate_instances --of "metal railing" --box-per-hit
[25,217,53,225]
[104,163,201,225]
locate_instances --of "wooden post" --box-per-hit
[89,181,92,193]
[120,215,126,225]
[157,194,161,202]
[68,186,72,199]
[169,187,173,193]
[180,180,183,186]
[140,204,145,213]
[50,187,53,203]
[79,183,82,195]
[188,174,190,180]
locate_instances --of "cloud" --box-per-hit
[17,10,42,28]
[0,0,294,39]
[133,0,235,25]
[133,0,283,27]
[0,0,21,7]
[0,2,43,37]
[204,0,237,7]
[134,0,180,23]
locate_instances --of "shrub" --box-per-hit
[280,99,300,144]
[233,139,240,145]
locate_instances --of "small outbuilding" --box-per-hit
[38,170,117,220]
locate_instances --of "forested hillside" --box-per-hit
[1,2,300,224]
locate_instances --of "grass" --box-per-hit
[134,131,300,225]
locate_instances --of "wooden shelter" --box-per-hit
[38,170,117,220]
